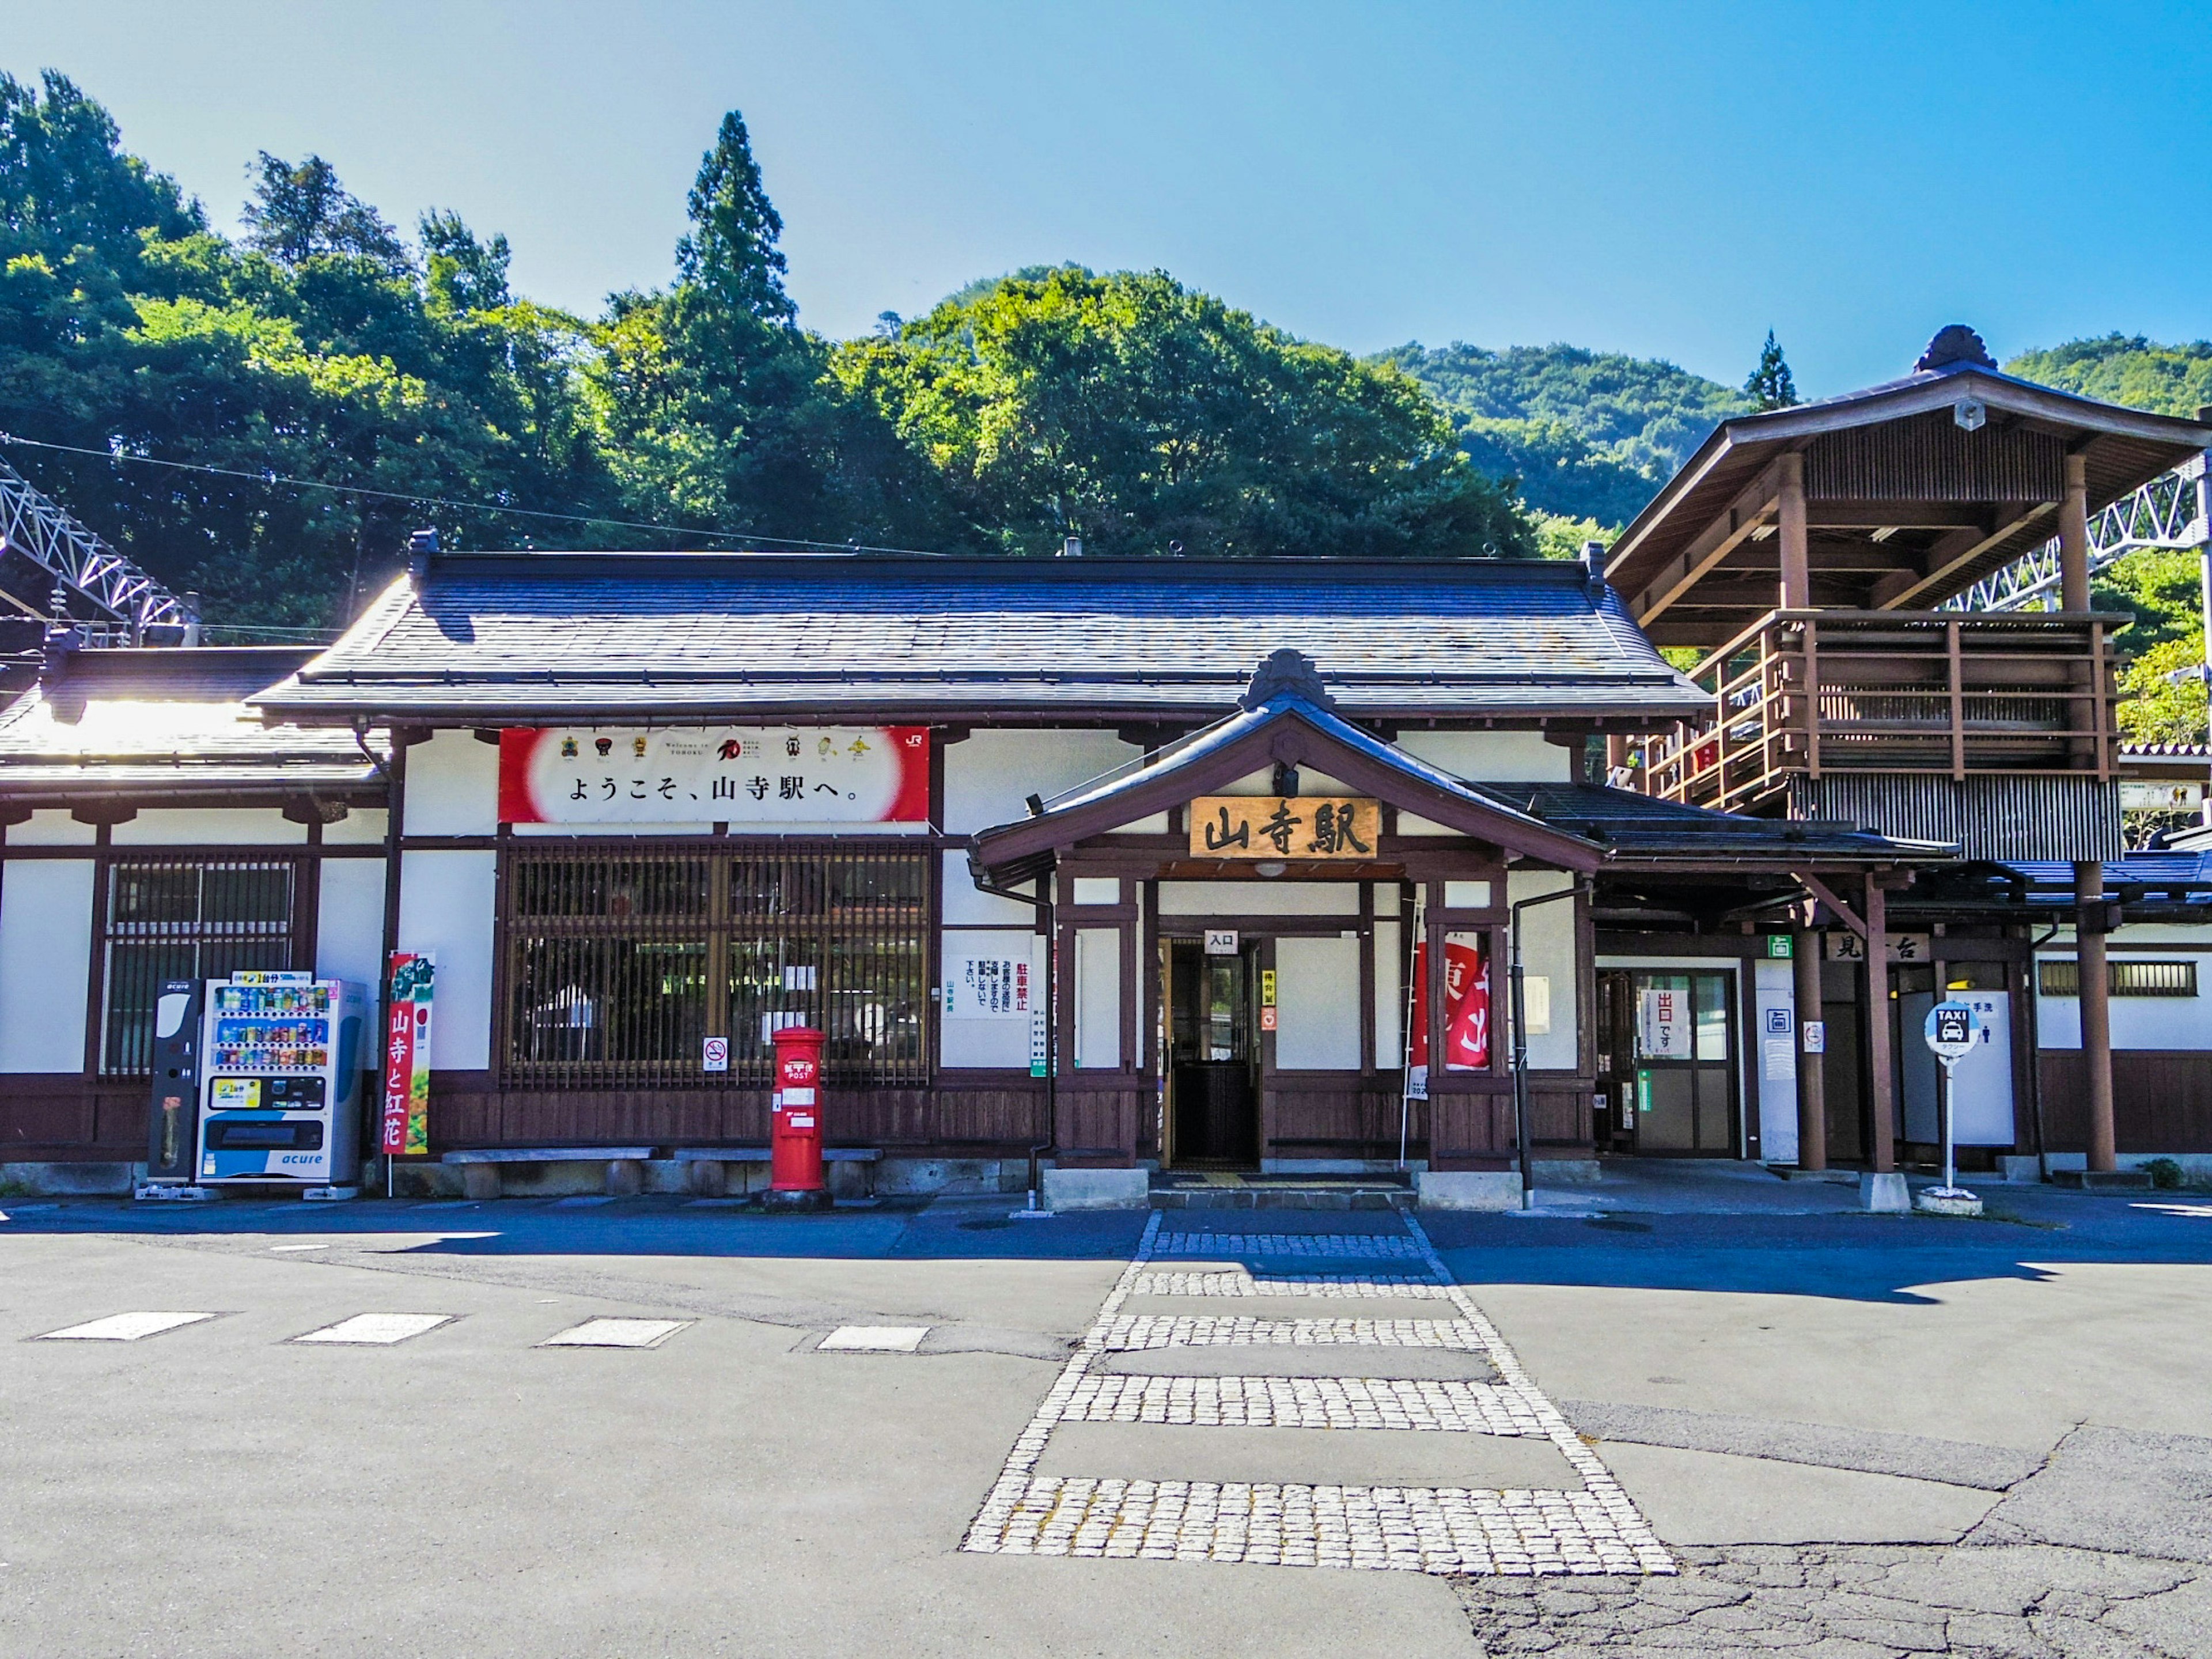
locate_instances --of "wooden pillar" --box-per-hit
[1863,877,1895,1173]
[1778,451,1810,610]
[2075,860,2117,1173]
[1792,927,1826,1171]
[2059,452,2091,611]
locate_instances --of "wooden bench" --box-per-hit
[440,1146,654,1200]
[673,1145,881,1198]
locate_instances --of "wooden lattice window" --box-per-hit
[2037,958,2199,998]
[499,842,931,1088]
[100,859,302,1077]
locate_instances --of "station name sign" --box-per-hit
[498,727,931,825]
[1186,796,1382,860]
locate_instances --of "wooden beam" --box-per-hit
[1804,501,2010,528]
[2059,451,2092,610]
[1778,453,1809,609]
[1875,501,2052,611]
[1630,458,1785,627]
[1792,870,1867,940]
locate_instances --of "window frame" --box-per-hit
[494,838,935,1091]
[94,854,314,1079]
[2037,957,2200,999]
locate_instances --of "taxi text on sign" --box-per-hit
[1187,796,1381,860]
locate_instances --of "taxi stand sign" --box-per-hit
[1924,999,1978,1199]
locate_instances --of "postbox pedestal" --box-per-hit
[761,1024,833,1212]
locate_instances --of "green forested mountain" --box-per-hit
[2003,335,2212,745]
[1377,342,1753,525]
[3,66,2206,661]
[0,72,1531,634]
[2005,335,2212,421]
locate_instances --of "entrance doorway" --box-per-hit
[1596,968,1738,1155]
[1165,937,1261,1166]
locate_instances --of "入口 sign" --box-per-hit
[1187,796,1381,861]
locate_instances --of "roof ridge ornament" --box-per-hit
[1915,325,1997,374]
[1239,648,1336,711]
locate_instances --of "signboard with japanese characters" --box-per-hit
[497,727,931,825]
[1636,987,1688,1060]
[944,950,1033,1020]
[1186,796,1381,860]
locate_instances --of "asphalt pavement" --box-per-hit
[1,1180,2207,1657]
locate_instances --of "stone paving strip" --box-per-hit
[1131,1271,1451,1298]
[37,1311,217,1342]
[1058,1373,1548,1435]
[960,1211,1676,1577]
[1099,1314,1492,1350]
[978,1477,1651,1574]
[1147,1232,1426,1259]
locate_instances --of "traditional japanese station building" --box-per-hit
[3,330,2210,1205]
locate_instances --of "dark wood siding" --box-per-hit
[2040,1050,2212,1154]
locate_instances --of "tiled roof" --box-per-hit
[1468,782,1954,864]
[0,646,385,799]
[251,553,1710,724]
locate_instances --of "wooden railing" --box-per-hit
[1639,610,2121,813]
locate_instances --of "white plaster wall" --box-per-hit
[405,730,499,835]
[1753,958,1799,1164]
[1374,916,1402,1069]
[10,811,94,846]
[396,850,496,1069]
[943,729,1140,835]
[1508,871,1578,1071]
[2035,942,2212,1050]
[316,859,387,1020]
[324,807,388,846]
[1275,936,1362,1069]
[114,808,303,846]
[1075,927,1121,1069]
[1158,881,1360,916]
[938,928,1042,1069]
[942,850,1036,924]
[0,859,93,1070]
[1396,731,1567,783]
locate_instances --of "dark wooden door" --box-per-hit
[1168,938,1259,1165]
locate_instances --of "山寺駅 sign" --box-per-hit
[498,727,930,825]
[1187,796,1381,860]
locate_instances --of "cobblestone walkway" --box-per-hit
[960,1211,1675,1576]
[1453,1542,2212,1657]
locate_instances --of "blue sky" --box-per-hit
[13,1,2212,395]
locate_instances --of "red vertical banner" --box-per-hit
[1407,936,1490,1099]
[380,952,435,1157]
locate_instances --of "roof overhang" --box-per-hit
[1604,363,2212,643]
[969,693,1605,887]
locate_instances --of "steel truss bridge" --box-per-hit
[1957,454,2209,612]
[0,449,188,642]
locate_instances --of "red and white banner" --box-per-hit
[497,726,930,826]
[1406,936,1490,1098]
[380,952,434,1157]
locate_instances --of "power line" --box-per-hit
[0,431,947,558]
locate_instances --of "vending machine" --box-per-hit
[195,972,368,1198]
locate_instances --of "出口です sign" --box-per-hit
[1186,796,1381,860]
[498,728,930,825]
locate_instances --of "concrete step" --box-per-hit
[2050,1168,2154,1192]
[1149,1183,1414,1212]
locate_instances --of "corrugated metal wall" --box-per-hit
[1793,774,2123,861]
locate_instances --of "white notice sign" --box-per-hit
[1637,988,1688,1060]
[945,950,1033,1020]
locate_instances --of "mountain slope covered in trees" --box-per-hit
[1377,342,1753,525]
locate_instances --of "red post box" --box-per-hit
[764,1025,831,1210]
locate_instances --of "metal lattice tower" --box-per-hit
[0,449,187,642]
[1957,454,2209,612]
